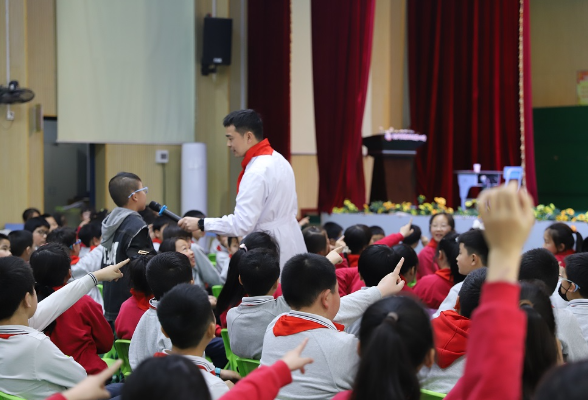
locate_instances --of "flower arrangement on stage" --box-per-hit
[332,197,587,222]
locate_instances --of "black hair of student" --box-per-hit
[121,355,211,400]
[216,232,279,316]
[41,213,56,223]
[46,227,77,248]
[157,283,215,349]
[146,252,193,300]
[436,232,466,284]
[24,216,50,233]
[535,360,588,400]
[358,245,397,287]
[52,212,66,227]
[128,255,154,296]
[162,225,192,241]
[223,109,264,141]
[0,233,8,241]
[0,256,36,320]
[30,243,71,302]
[457,267,487,318]
[457,228,489,265]
[563,253,588,298]
[22,207,41,222]
[402,225,422,247]
[153,216,175,233]
[78,222,102,248]
[518,248,559,293]
[323,221,343,240]
[519,281,558,400]
[546,222,583,253]
[238,248,280,296]
[183,209,206,218]
[158,237,186,254]
[369,225,385,237]
[391,244,419,277]
[302,226,328,254]
[344,224,371,254]
[108,171,142,207]
[8,230,33,257]
[350,296,433,400]
[282,253,337,309]
[429,212,455,232]
[139,208,157,226]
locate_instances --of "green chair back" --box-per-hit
[114,339,133,377]
[212,285,223,298]
[208,253,217,264]
[97,284,103,297]
[236,357,260,377]
[420,389,447,399]
[0,391,26,400]
[220,328,239,371]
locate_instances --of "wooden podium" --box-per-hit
[363,134,426,203]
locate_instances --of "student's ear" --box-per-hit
[23,291,35,309]
[207,321,216,338]
[437,250,446,263]
[238,275,243,286]
[190,279,195,285]
[320,289,331,309]
[271,279,279,292]
[26,246,32,256]
[65,269,72,284]
[160,326,170,339]
[557,243,566,253]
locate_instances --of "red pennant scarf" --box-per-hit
[237,139,274,194]
[273,315,344,337]
[70,255,80,265]
[435,268,454,283]
[131,288,153,311]
[427,238,438,249]
[0,333,26,340]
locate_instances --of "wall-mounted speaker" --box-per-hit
[201,16,232,75]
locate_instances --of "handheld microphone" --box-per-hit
[148,201,181,222]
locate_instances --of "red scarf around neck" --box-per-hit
[273,315,344,337]
[131,288,154,311]
[237,139,274,194]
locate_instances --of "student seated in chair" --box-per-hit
[157,283,241,399]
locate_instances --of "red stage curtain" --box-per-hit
[247,0,291,160]
[312,0,376,213]
[408,0,537,207]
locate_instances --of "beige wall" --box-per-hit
[531,0,588,108]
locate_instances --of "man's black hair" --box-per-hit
[157,283,215,349]
[391,243,419,277]
[162,225,192,241]
[78,222,102,247]
[458,229,489,266]
[8,230,33,257]
[223,109,264,141]
[369,226,385,238]
[564,253,588,298]
[238,248,280,296]
[153,216,175,233]
[22,208,41,222]
[146,252,193,300]
[281,253,337,309]
[402,225,422,247]
[458,267,487,318]
[518,248,560,293]
[129,255,154,296]
[358,245,397,287]
[0,256,35,320]
[344,224,371,254]
[47,227,77,249]
[183,210,206,219]
[302,226,328,254]
[323,222,343,241]
[108,172,142,207]
[24,216,50,233]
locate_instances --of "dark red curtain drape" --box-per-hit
[408,0,537,207]
[247,0,291,160]
[312,0,375,213]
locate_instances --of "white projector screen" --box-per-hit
[57,0,195,144]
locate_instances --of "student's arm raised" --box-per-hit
[445,183,534,400]
[29,259,128,331]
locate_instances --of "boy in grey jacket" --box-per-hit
[260,253,406,400]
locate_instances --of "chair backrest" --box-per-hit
[503,166,523,187]
[236,357,260,377]
[220,328,239,371]
[208,253,217,264]
[97,284,103,297]
[114,339,133,377]
[420,388,447,399]
[212,285,223,298]
[0,391,26,400]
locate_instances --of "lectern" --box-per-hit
[363,133,426,203]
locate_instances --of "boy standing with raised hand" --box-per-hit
[101,172,155,322]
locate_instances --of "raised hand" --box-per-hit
[94,258,129,282]
[376,257,406,296]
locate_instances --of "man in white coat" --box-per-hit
[179,109,306,269]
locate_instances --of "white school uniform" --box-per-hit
[129,299,170,371]
[204,151,306,269]
[227,287,382,359]
[0,274,97,400]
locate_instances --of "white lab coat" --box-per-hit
[204,150,306,268]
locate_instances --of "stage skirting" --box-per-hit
[321,213,588,254]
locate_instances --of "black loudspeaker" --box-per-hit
[201,16,232,75]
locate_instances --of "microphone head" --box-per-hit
[148,201,162,212]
